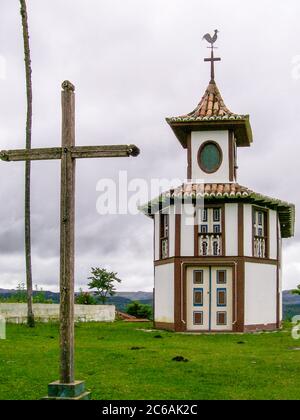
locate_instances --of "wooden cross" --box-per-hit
[204,47,221,83]
[0,81,139,396]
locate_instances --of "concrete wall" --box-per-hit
[191,130,230,183]
[154,263,174,323]
[244,262,277,325]
[0,304,115,324]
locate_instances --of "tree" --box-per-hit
[292,285,300,296]
[20,0,34,327]
[88,268,121,304]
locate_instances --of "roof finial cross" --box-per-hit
[202,30,221,83]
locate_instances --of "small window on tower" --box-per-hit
[213,225,221,234]
[200,225,208,234]
[213,241,219,256]
[213,208,221,222]
[202,241,208,256]
[201,209,208,222]
[160,213,169,260]
[198,207,223,257]
[253,208,268,259]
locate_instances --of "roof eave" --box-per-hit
[166,116,253,148]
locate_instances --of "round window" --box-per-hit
[198,141,223,174]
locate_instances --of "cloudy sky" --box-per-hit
[0,0,299,292]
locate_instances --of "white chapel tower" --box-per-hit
[142,33,295,333]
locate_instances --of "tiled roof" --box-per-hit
[166,81,247,123]
[141,183,295,239]
[165,81,252,147]
[167,183,250,199]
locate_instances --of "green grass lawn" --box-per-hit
[0,321,300,400]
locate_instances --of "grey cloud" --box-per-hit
[0,0,299,291]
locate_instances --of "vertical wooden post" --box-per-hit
[60,81,76,384]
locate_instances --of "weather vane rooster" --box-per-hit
[202,29,219,48]
[202,30,220,83]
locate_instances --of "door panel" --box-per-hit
[186,266,233,331]
[186,267,210,330]
[210,267,232,331]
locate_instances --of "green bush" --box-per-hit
[75,289,97,305]
[126,301,152,320]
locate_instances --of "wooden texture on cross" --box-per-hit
[0,80,140,387]
[60,81,76,384]
[0,145,139,162]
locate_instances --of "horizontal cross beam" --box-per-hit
[204,57,221,62]
[0,145,140,162]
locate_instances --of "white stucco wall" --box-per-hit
[181,204,195,256]
[191,130,230,183]
[269,210,278,260]
[154,213,160,261]
[244,204,253,257]
[0,304,115,324]
[154,263,174,323]
[244,263,277,325]
[225,203,238,256]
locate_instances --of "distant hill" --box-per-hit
[0,289,152,312]
[283,290,300,320]
[115,291,153,301]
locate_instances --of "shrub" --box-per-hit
[75,289,97,305]
[126,301,152,320]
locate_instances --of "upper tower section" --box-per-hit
[166,31,253,183]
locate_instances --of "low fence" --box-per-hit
[0,303,115,324]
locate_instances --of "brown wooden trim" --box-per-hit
[174,259,184,332]
[238,203,244,257]
[159,213,169,260]
[236,259,245,332]
[154,256,278,266]
[194,210,198,257]
[175,213,181,257]
[244,323,278,332]
[228,130,235,182]
[276,215,280,328]
[265,209,270,259]
[222,204,226,255]
[197,140,223,174]
[155,322,175,331]
[244,257,277,265]
[187,133,192,180]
